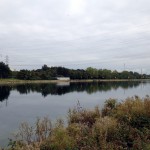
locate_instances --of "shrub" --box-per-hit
[68,105,101,127]
[102,98,117,116]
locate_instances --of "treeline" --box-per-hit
[0,62,150,80]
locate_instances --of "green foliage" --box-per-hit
[102,99,117,116]
[8,64,150,80]
[68,105,101,127]
[0,62,11,78]
[40,127,76,150]
[113,96,150,128]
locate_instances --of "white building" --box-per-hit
[56,77,70,81]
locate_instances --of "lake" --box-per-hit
[0,81,150,147]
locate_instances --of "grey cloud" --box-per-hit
[0,0,150,73]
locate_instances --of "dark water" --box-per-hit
[0,81,150,147]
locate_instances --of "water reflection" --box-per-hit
[0,81,145,103]
[0,86,11,102]
[0,81,149,147]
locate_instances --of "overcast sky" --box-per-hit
[0,0,150,73]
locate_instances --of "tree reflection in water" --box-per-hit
[0,86,11,102]
[0,81,144,106]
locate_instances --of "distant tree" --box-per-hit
[42,65,49,71]
[17,70,31,80]
[0,62,11,78]
[12,64,150,80]
[86,67,98,79]
[111,70,119,79]
[56,67,69,77]
[133,72,140,79]
[102,69,112,79]
[120,71,131,79]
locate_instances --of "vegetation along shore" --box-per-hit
[0,78,150,85]
[0,62,150,81]
[1,96,150,150]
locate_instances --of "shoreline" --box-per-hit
[0,78,150,85]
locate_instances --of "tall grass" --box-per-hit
[6,96,150,150]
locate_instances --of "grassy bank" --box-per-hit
[0,79,61,85]
[0,78,150,85]
[2,96,150,150]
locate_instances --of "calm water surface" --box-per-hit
[0,81,150,146]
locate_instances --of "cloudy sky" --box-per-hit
[0,0,150,73]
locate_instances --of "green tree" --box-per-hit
[0,62,11,78]
[42,64,49,71]
[111,70,119,79]
[102,69,112,79]
[17,70,31,80]
[86,67,98,79]
[120,71,130,79]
